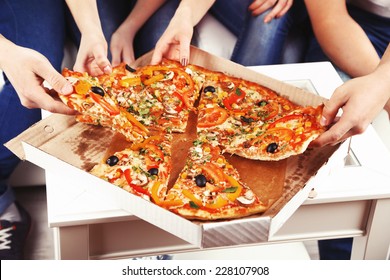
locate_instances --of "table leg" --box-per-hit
[53,225,90,260]
[351,198,390,260]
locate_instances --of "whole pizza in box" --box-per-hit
[58,53,326,221]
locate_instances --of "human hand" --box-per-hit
[249,0,293,23]
[0,42,75,114]
[74,33,112,76]
[151,11,193,66]
[110,23,136,66]
[313,73,390,147]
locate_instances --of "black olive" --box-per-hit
[148,168,159,176]
[125,64,136,73]
[106,155,119,166]
[203,86,216,93]
[195,174,207,187]
[257,100,268,107]
[266,142,278,153]
[240,116,255,123]
[91,86,105,97]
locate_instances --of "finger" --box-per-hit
[249,0,277,17]
[151,41,169,65]
[178,35,191,66]
[264,0,292,22]
[35,62,74,96]
[264,1,285,22]
[25,85,76,114]
[275,0,293,18]
[93,45,111,74]
[312,127,354,147]
[312,116,355,147]
[73,54,87,73]
[321,87,348,126]
[110,43,122,67]
[121,47,135,66]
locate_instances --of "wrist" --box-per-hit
[0,35,16,69]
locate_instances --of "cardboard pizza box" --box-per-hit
[5,47,346,248]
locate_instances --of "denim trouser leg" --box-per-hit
[0,0,66,213]
[210,0,309,66]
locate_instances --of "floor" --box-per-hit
[14,185,319,260]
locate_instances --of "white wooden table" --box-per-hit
[43,62,390,259]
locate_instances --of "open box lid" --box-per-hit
[5,47,343,248]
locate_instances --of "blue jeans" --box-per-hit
[0,0,67,214]
[210,0,309,65]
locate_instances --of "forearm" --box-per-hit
[373,45,390,98]
[305,0,380,77]
[65,0,103,35]
[0,34,11,66]
[0,34,18,70]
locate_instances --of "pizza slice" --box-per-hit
[61,68,149,143]
[94,63,168,131]
[162,138,268,220]
[132,59,200,132]
[190,65,326,161]
[223,104,326,161]
[89,133,172,203]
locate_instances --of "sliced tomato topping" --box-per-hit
[255,100,280,121]
[197,107,228,128]
[223,87,246,110]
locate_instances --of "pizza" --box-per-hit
[162,139,268,220]
[187,64,326,161]
[224,105,325,160]
[60,58,326,220]
[61,68,149,143]
[90,132,172,203]
[62,59,199,136]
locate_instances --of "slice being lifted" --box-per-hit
[61,68,149,142]
[61,60,199,136]
[163,139,268,220]
[190,65,326,161]
[224,105,326,160]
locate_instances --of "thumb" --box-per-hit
[151,47,164,65]
[321,87,347,126]
[39,64,73,95]
[93,44,111,74]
